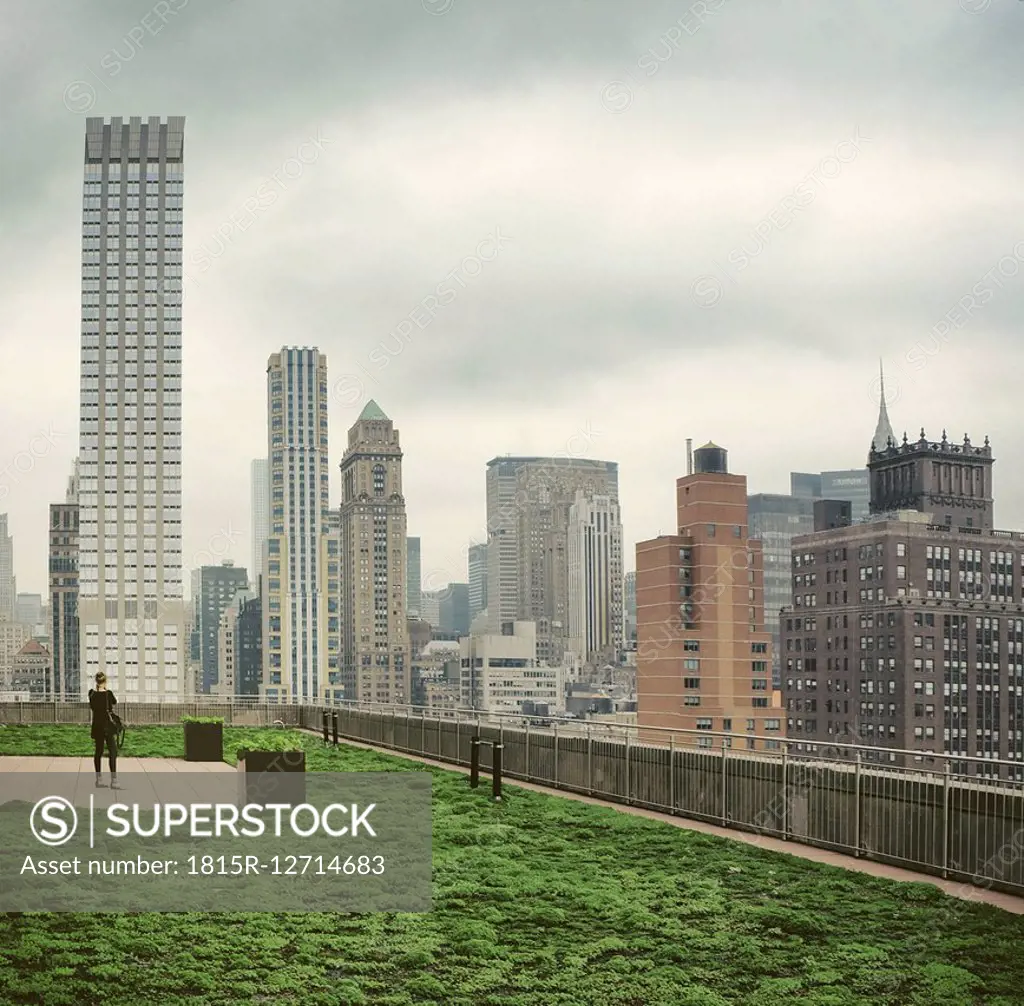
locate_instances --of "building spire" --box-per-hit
[870,358,896,453]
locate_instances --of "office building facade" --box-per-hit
[459,620,561,714]
[250,458,269,589]
[262,347,339,703]
[780,430,1024,777]
[77,116,186,700]
[439,583,471,637]
[747,493,815,687]
[0,514,15,621]
[483,457,618,663]
[338,401,410,703]
[49,465,81,699]
[567,490,624,665]
[468,542,488,623]
[195,561,248,693]
[636,443,779,749]
[406,536,421,618]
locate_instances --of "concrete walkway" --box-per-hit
[0,756,236,810]
[0,756,233,774]
[305,732,1024,916]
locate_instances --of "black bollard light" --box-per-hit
[492,743,503,801]
[332,709,339,747]
[470,736,480,788]
[322,710,329,746]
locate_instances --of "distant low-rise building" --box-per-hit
[6,640,50,700]
[459,620,563,715]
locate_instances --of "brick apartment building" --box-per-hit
[636,443,782,751]
[780,429,1024,778]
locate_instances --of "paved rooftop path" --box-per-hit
[0,756,236,810]
[0,756,233,774]
[301,731,1024,916]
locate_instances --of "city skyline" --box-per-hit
[2,2,1023,602]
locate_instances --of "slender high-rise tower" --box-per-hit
[0,514,14,622]
[339,401,410,703]
[567,490,624,666]
[77,117,186,700]
[262,348,339,703]
[250,458,269,589]
[49,461,81,698]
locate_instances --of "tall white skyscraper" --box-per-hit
[567,490,624,666]
[0,514,15,621]
[262,348,339,702]
[77,116,186,700]
[250,458,269,589]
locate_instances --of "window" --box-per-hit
[733,525,742,538]
[706,524,716,537]
[683,677,700,689]
[896,565,906,580]
[897,542,906,557]
[684,640,700,652]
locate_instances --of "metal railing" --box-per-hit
[2,697,1022,896]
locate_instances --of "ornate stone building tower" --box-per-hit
[339,402,411,703]
[868,430,995,530]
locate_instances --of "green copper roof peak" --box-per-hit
[358,400,389,421]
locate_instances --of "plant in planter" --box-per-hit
[182,716,224,763]
[237,735,306,804]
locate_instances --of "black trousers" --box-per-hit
[94,732,117,774]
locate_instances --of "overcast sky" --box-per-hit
[2,0,1023,598]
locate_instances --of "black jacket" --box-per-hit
[88,688,117,741]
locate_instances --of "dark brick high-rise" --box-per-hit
[780,422,1023,779]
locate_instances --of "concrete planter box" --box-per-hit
[237,749,306,804]
[183,721,223,762]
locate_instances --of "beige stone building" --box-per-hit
[510,459,619,666]
[338,401,410,703]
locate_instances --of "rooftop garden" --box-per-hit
[0,725,1022,1005]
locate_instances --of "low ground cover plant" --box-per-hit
[0,726,1021,1004]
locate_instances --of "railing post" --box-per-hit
[492,743,503,801]
[438,714,442,757]
[525,719,531,779]
[854,752,862,858]
[720,737,728,826]
[322,709,329,745]
[942,760,951,879]
[587,725,593,795]
[455,714,461,766]
[421,712,425,754]
[470,736,480,788]
[669,734,675,814]
[781,742,789,840]
[553,721,559,788]
[625,730,631,805]
[332,709,339,747]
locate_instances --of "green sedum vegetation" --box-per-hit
[0,725,1022,1005]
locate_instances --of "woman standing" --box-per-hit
[88,671,118,788]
